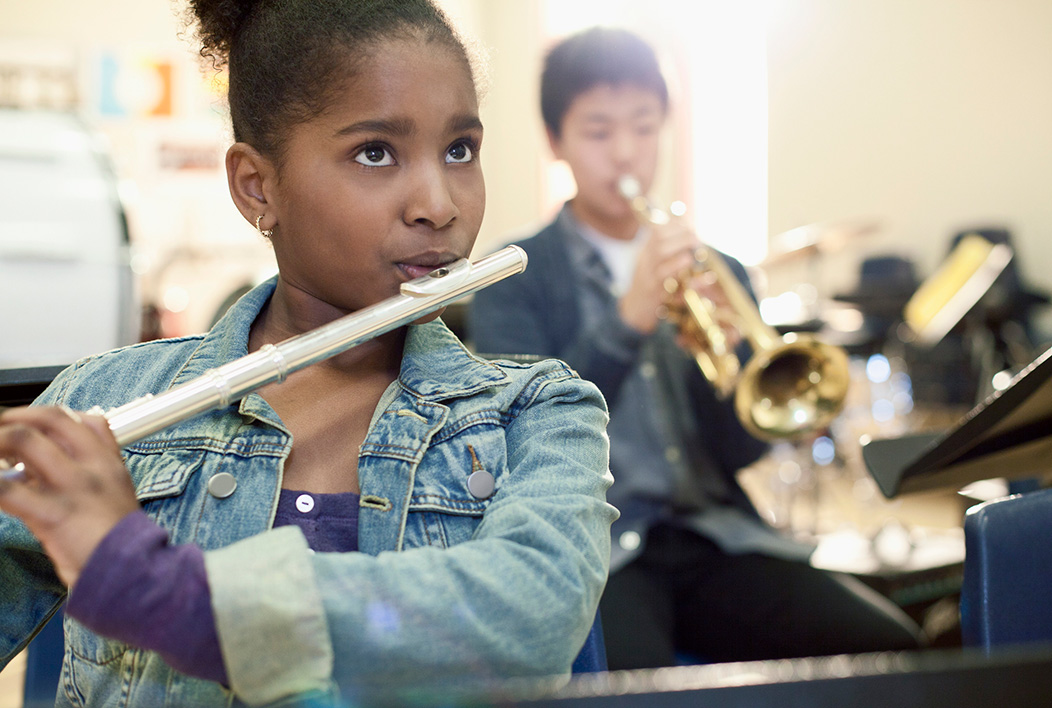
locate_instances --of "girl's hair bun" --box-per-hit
[187,0,262,68]
[182,0,477,160]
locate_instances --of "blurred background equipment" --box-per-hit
[901,229,1050,407]
[0,107,139,367]
[832,255,921,357]
[740,225,1052,648]
[861,342,1052,500]
[758,219,881,338]
[903,233,1013,347]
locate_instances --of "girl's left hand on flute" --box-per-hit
[0,406,140,587]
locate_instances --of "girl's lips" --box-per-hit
[397,259,458,280]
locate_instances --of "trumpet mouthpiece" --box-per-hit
[617,175,642,200]
[618,175,669,225]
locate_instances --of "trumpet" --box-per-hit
[618,176,850,441]
[0,246,528,482]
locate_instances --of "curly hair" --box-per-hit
[184,0,478,163]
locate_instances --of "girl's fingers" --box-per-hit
[79,411,121,454]
[1,407,118,471]
[0,406,137,589]
[0,463,64,527]
[0,417,76,489]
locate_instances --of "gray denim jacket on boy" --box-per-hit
[0,277,616,707]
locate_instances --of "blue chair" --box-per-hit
[961,489,1052,650]
[22,609,65,708]
[571,615,607,673]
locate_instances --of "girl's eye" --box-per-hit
[355,145,394,166]
[446,140,475,164]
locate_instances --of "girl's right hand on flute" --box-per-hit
[0,406,140,588]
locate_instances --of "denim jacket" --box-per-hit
[0,277,616,707]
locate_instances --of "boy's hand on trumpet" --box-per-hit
[619,218,743,351]
[0,406,140,588]
[618,217,700,335]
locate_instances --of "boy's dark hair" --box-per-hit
[186,0,474,165]
[541,27,668,138]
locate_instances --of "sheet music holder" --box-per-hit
[903,233,1013,346]
[862,344,1052,498]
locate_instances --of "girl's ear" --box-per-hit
[226,142,277,233]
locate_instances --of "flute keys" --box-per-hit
[207,472,238,499]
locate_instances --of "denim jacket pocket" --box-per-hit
[62,615,133,708]
[124,448,210,543]
[63,627,203,708]
[129,448,206,500]
[404,423,507,550]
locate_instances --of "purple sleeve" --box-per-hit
[65,510,228,684]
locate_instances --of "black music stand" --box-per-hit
[862,344,1052,498]
[0,365,66,407]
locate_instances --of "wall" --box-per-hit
[766,0,1052,339]
[1,0,275,338]
[462,0,550,254]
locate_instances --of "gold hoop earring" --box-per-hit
[255,215,273,238]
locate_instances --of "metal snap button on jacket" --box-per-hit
[207,472,237,499]
[467,469,495,499]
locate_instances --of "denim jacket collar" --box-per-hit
[169,276,509,418]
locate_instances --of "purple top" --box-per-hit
[66,489,360,684]
[272,488,361,553]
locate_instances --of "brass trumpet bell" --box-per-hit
[734,333,850,441]
[618,175,851,441]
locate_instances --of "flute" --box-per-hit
[0,245,527,482]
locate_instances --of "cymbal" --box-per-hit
[764,219,881,267]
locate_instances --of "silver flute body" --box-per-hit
[0,245,527,481]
